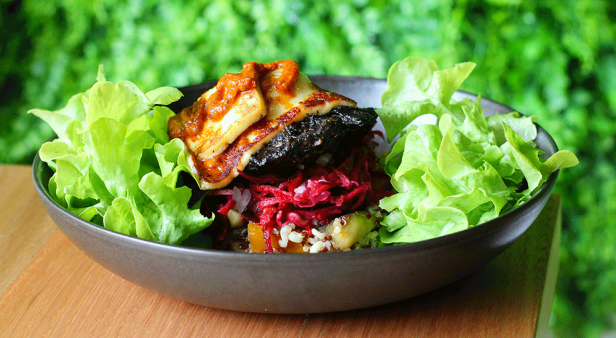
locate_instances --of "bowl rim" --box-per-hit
[32,75,560,263]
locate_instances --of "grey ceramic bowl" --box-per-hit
[33,76,559,314]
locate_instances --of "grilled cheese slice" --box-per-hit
[189,85,266,160]
[168,60,356,190]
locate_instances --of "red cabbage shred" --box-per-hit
[214,136,391,253]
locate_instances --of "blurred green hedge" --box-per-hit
[2,0,615,336]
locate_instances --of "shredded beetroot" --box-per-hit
[216,197,236,214]
[213,136,393,253]
[262,226,274,253]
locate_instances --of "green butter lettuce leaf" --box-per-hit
[104,197,140,238]
[377,100,445,143]
[39,140,78,161]
[154,138,195,181]
[501,123,579,194]
[87,118,151,198]
[381,56,475,107]
[149,106,176,144]
[29,93,87,140]
[380,205,468,244]
[138,173,207,244]
[487,112,538,145]
[85,80,152,127]
[393,124,442,180]
[376,57,579,245]
[146,86,184,106]
[379,57,475,143]
[31,66,213,246]
[437,121,476,179]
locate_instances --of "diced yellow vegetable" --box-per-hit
[325,212,376,250]
[247,222,305,253]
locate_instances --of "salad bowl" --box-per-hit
[33,76,559,314]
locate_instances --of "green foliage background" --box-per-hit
[1,0,614,336]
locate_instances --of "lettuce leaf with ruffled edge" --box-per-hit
[30,66,213,245]
[377,57,578,245]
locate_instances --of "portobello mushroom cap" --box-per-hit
[244,105,378,175]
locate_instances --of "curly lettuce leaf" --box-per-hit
[379,57,475,142]
[377,57,579,245]
[30,66,213,245]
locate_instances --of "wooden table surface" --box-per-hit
[0,164,561,338]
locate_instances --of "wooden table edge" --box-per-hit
[535,194,562,338]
